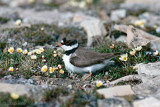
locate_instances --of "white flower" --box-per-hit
[35,49,41,54]
[49,67,55,73]
[30,55,37,60]
[110,44,115,49]
[39,48,44,52]
[58,64,62,69]
[130,49,136,55]
[15,19,21,26]
[135,46,142,51]
[11,93,19,100]
[96,80,103,87]
[28,51,33,55]
[8,47,14,54]
[22,49,28,55]
[8,67,14,72]
[53,54,57,57]
[133,64,139,70]
[154,50,159,56]
[17,48,22,53]
[119,53,128,61]
[59,69,64,74]
[41,65,48,72]
[41,27,44,31]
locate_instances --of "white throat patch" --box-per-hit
[61,43,78,51]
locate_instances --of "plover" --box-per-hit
[58,38,120,80]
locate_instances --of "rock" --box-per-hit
[114,25,160,49]
[80,19,107,47]
[121,0,160,14]
[133,97,160,107]
[97,97,131,107]
[150,39,160,51]
[138,62,160,83]
[127,25,150,48]
[96,85,134,101]
[132,76,160,99]
[116,35,127,43]
[0,82,31,96]
[111,9,127,21]
[139,12,160,26]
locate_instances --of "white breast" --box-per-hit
[63,54,110,74]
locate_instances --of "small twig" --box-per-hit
[109,75,141,85]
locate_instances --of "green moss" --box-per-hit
[0,17,9,24]
[0,93,34,107]
[0,42,7,51]
[2,24,86,45]
[43,87,69,102]
[92,41,159,80]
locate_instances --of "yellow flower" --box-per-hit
[17,48,22,53]
[36,49,41,54]
[28,51,33,55]
[110,44,115,49]
[8,47,14,54]
[154,50,159,56]
[15,19,21,26]
[135,20,141,26]
[96,80,103,87]
[22,49,28,55]
[134,19,146,28]
[8,67,14,72]
[30,55,37,60]
[53,54,57,57]
[59,69,64,74]
[39,48,44,52]
[41,65,48,72]
[130,49,136,55]
[11,93,19,100]
[49,67,55,73]
[135,46,142,51]
[119,53,128,61]
[58,64,62,69]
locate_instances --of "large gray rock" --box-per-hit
[114,25,160,50]
[138,62,160,83]
[80,19,107,47]
[133,97,160,107]
[132,76,160,99]
[0,82,50,101]
[96,85,134,101]
[111,9,127,21]
[121,0,160,14]
[0,82,30,96]
[97,97,131,107]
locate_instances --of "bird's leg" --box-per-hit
[82,71,92,81]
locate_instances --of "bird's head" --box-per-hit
[58,38,78,51]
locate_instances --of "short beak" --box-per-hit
[56,43,62,47]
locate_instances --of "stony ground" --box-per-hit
[1,0,160,107]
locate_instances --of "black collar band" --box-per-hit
[65,46,78,55]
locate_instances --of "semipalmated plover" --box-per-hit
[58,38,120,80]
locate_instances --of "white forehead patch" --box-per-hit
[61,40,64,43]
